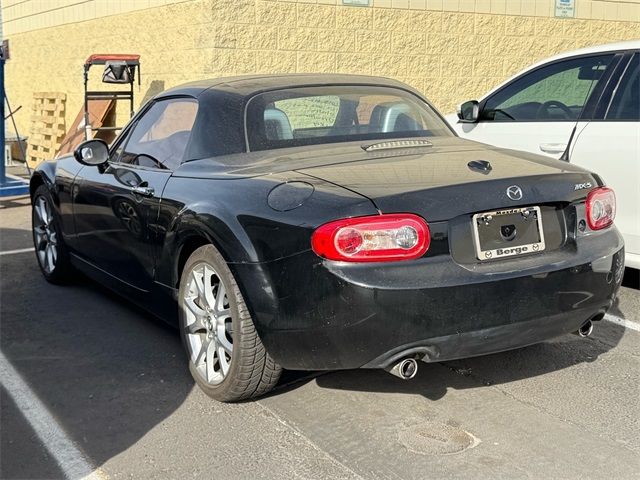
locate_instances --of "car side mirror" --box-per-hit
[74,139,109,167]
[457,100,480,123]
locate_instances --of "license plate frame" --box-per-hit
[472,206,546,261]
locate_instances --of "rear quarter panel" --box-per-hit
[154,172,378,292]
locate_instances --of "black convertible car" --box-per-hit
[31,74,624,401]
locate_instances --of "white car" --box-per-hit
[446,40,639,271]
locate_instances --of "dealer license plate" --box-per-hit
[472,206,545,261]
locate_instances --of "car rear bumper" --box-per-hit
[362,309,602,368]
[233,228,624,370]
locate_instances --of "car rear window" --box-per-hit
[245,86,452,151]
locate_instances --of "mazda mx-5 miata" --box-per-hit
[31,74,624,401]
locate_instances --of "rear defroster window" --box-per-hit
[246,86,452,151]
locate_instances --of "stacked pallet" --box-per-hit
[27,92,66,166]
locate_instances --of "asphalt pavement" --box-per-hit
[1,195,639,480]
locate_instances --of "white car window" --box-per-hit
[482,54,614,122]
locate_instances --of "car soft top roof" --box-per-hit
[154,74,439,160]
[156,73,418,100]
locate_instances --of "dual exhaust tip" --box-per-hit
[386,319,597,380]
[575,320,594,338]
[387,319,597,380]
[575,313,604,338]
[386,358,418,380]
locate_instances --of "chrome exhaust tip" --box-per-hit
[575,321,594,338]
[386,358,418,380]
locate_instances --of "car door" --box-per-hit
[569,53,640,268]
[72,97,198,292]
[454,53,619,158]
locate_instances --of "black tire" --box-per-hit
[31,185,74,284]
[178,244,282,402]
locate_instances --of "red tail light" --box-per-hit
[586,187,616,230]
[311,214,430,262]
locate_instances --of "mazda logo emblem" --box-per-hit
[506,185,523,201]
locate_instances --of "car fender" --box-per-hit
[154,174,378,299]
[30,155,84,237]
[156,199,261,291]
[30,161,57,198]
[29,161,67,227]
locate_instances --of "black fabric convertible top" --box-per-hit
[157,73,416,99]
[153,74,436,160]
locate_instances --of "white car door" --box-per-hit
[450,53,618,159]
[453,120,572,158]
[569,54,640,269]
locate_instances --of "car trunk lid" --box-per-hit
[294,137,599,222]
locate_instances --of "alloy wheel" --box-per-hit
[33,196,58,274]
[183,262,233,385]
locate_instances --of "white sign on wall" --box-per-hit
[555,0,576,18]
[342,0,370,6]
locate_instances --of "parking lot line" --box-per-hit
[0,351,107,480]
[0,247,35,256]
[603,313,640,333]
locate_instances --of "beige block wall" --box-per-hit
[3,0,639,140]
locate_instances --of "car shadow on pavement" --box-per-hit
[1,224,327,478]
[621,268,639,289]
[1,226,34,251]
[0,236,196,476]
[0,194,31,210]
[314,320,625,401]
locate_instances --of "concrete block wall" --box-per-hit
[2,0,639,140]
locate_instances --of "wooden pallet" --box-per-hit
[56,99,116,158]
[27,92,66,166]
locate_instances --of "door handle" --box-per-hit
[539,143,567,154]
[131,185,155,197]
